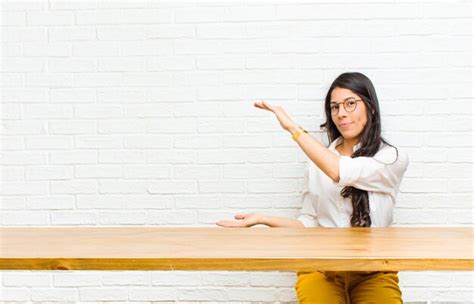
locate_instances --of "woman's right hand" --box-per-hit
[215,212,264,228]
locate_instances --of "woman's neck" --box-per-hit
[338,137,359,155]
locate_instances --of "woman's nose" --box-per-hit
[337,106,348,117]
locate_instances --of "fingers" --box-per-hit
[254,100,273,111]
[215,220,243,228]
[234,214,245,219]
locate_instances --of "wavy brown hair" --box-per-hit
[320,72,397,227]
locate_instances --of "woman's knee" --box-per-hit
[295,271,347,304]
[349,271,402,304]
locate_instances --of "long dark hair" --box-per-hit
[320,72,397,227]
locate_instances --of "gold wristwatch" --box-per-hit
[291,126,308,141]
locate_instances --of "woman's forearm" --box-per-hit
[260,215,305,228]
[288,125,340,182]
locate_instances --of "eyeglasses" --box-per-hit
[330,98,363,115]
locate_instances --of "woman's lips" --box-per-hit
[339,122,353,129]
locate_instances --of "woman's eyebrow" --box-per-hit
[330,97,356,103]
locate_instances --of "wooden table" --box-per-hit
[1,227,472,271]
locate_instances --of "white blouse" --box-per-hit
[297,136,409,228]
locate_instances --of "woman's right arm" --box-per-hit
[216,213,305,228]
[260,215,305,228]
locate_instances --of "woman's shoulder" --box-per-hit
[375,142,409,167]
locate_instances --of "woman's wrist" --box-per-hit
[287,124,299,134]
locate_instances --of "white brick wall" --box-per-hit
[1,0,472,303]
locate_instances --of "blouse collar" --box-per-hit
[330,136,362,153]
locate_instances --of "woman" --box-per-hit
[216,72,409,303]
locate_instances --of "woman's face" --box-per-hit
[330,87,368,142]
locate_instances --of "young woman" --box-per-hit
[216,72,409,303]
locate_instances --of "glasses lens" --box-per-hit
[344,99,357,112]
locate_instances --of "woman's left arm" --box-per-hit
[254,100,341,182]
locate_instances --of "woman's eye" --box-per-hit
[330,105,338,110]
[347,101,356,106]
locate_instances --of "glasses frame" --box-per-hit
[330,98,363,116]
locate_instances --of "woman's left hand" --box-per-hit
[254,100,297,132]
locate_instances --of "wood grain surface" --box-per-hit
[1,227,472,271]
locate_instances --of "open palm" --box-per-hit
[216,213,262,228]
[254,100,296,132]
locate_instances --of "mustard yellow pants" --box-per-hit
[295,270,402,304]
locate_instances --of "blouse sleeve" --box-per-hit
[336,146,409,194]
[297,163,319,227]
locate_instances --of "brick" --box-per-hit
[48,26,96,41]
[76,9,173,25]
[50,151,97,164]
[98,57,145,72]
[26,196,75,210]
[197,24,245,39]
[1,73,24,87]
[99,120,146,134]
[129,287,176,301]
[48,58,96,72]
[74,73,121,87]
[97,88,145,103]
[175,7,224,23]
[0,288,29,301]
[1,11,26,25]
[147,56,195,71]
[2,136,25,150]
[75,165,122,178]
[99,211,147,225]
[197,118,246,133]
[148,88,195,102]
[198,180,247,193]
[147,210,197,225]
[50,180,98,194]
[24,105,73,119]
[27,11,74,25]
[200,272,249,286]
[79,288,128,301]
[49,120,97,134]
[151,271,200,286]
[75,135,122,149]
[226,287,278,301]
[1,58,44,72]
[76,194,126,209]
[99,180,147,194]
[53,273,101,287]
[1,151,47,165]
[99,150,146,164]
[147,180,198,194]
[178,288,227,301]
[103,272,150,285]
[175,195,221,209]
[123,165,170,179]
[26,166,73,180]
[1,166,25,181]
[197,86,245,101]
[174,135,222,148]
[2,211,49,225]
[51,211,97,225]
[148,118,196,133]
[2,27,47,42]
[123,135,173,148]
[74,105,122,118]
[248,180,297,194]
[120,40,173,56]
[97,25,146,40]
[146,24,195,39]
